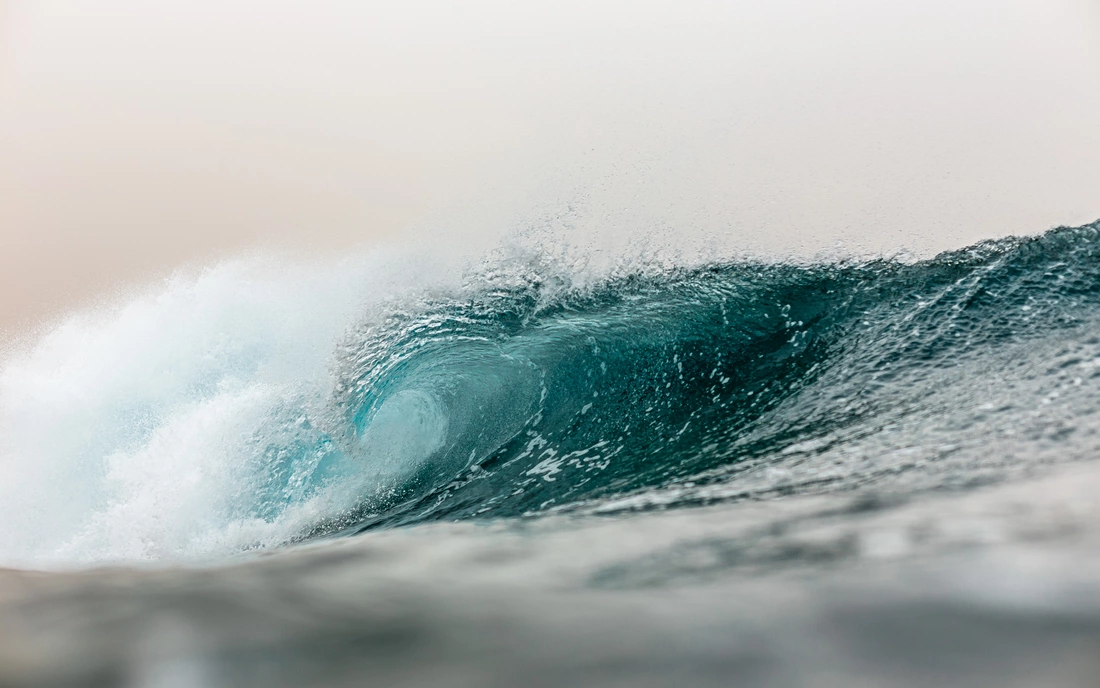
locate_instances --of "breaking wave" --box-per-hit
[3,221,1100,567]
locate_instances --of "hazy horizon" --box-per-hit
[2,0,1098,337]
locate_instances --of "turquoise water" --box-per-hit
[307,221,1100,534]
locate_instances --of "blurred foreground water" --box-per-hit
[3,458,1100,688]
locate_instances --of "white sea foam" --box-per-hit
[0,254,412,568]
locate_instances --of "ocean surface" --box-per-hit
[3,221,1100,686]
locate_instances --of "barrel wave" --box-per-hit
[322,220,1100,533]
[3,221,1100,567]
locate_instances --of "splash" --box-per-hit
[2,222,1100,568]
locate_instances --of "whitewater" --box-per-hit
[3,221,1100,568]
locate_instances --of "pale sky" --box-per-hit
[1,0,1098,335]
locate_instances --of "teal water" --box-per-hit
[280,221,1100,536]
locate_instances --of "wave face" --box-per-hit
[3,222,1100,566]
